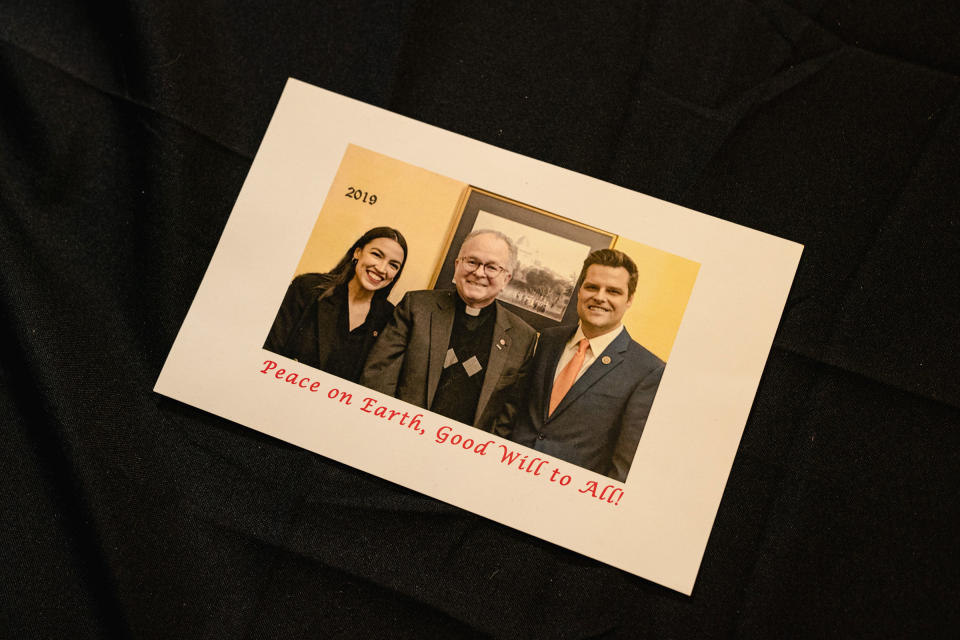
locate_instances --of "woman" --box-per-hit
[264,227,408,382]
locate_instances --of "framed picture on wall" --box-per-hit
[432,187,616,331]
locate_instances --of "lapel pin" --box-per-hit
[496,338,506,350]
[601,355,611,365]
[372,330,378,337]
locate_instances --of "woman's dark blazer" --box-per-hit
[263,272,395,376]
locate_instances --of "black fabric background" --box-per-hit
[2,1,958,638]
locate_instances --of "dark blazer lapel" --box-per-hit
[426,292,455,408]
[474,302,512,423]
[313,289,340,366]
[541,326,578,423]
[549,328,631,421]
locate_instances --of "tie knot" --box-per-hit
[576,338,589,354]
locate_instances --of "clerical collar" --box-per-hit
[455,295,494,318]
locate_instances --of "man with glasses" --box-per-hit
[361,230,537,431]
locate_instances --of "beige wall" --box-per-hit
[612,237,700,361]
[295,144,467,302]
[293,144,698,361]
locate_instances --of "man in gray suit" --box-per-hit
[360,230,537,431]
[504,249,664,482]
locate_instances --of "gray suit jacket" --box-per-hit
[360,290,538,430]
[507,324,664,482]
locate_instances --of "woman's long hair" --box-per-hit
[315,226,408,302]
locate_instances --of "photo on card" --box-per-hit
[261,144,700,483]
[155,79,802,594]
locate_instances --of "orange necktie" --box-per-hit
[549,338,589,416]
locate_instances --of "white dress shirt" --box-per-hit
[553,324,625,383]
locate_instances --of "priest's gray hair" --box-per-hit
[459,229,518,274]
